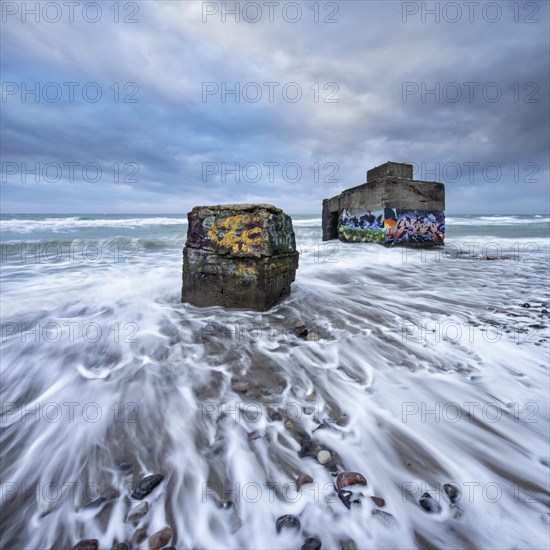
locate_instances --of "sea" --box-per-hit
[1,214,549,550]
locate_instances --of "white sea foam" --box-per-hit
[446,216,550,225]
[0,216,187,233]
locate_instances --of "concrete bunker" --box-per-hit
[182,203,299,311]
[322,161,445,246]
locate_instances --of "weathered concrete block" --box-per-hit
[182,204,299,310]
[322,162,445,246]
[367,161,413,183]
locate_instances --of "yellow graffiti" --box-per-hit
[207,214,265,255]
[235,262,257,279]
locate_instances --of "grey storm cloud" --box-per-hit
[1,0,548,214]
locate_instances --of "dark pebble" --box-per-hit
[541,309,549,314]
[521,303,531,308]
[70,540,98,550]
[336,472,367,490]
[340,540,357,550]
[301,536,321,550]
[118,463,133,472]
[131,528,147,546]
[148,527,173,550]
[131,474,164,499]
[111,544,129,550]
[370,496,386,507]
[295,324,309,339]
[419,492,442,513]
[298,439,318,459]
[443,483,460,503]
[276,514,301,533]
[338,490,360,509]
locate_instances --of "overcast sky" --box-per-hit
[1,0,549,214]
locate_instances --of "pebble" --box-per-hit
[370,496,386,507]
[336,472,367,490]
[110,544,129,550]
[298,437,319,458]
[131,474,164,499]
[521,303,531,308]
[317,450,331,465]
[340,540,357,550]
[338,490,361,509]
[148,527,173,550]
[419,492,442,513]
[126,501,149,523]
[131,528,148,546]
[118,463,133,472]
[299,439,318,459]
[301,536,322,550]
[232,380,249,393]
[295,323,309,339]
[296,473,314,490]
[70,540,98,550]
[443,483,460,503]
[276,514,301,533]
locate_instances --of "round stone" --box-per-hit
[317,450,331,464]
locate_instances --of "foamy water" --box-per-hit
[1,214,549,550]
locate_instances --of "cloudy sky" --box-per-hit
[1,0,548,214]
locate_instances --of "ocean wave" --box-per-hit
[291,218,322,226]
[446,216,550,225]
[0,217,187,233]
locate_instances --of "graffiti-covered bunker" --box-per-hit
[322,161,445,246]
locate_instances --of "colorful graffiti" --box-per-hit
[338,208,445,245]
[384,209,445,245]
[187,209,295,257]
[338,209,385,243]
